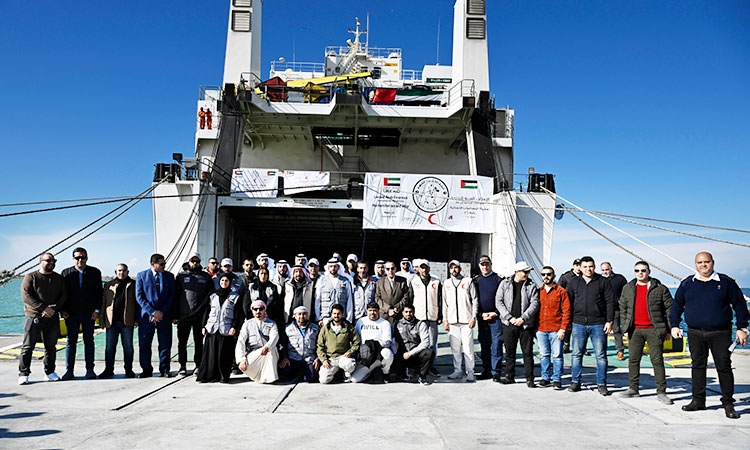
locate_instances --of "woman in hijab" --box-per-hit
[196,272,243,383]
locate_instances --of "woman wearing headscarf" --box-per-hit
[196,273,242,383]
[244,267,282,326]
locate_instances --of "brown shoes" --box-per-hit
[617,352,625,361]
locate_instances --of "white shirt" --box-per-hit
[693,271,720,282]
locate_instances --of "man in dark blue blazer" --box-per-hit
[135,253,176,377]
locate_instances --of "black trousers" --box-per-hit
[177,320,203,368]
[19,316,60,376]
[688,328,735,406]
[395,348,432,378]
[502,323,535,380]
[279,359,318,382]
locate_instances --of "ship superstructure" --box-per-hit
[153,0,556,278]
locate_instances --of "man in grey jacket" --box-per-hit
[496,261,540,387]
[393,304,433,385]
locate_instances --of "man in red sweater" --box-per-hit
[618,261,673,405]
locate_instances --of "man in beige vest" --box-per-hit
[408,259,442,374]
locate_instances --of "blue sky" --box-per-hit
[1,1,748,284]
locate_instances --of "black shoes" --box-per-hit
[526,380,536,388]
[478,371,493,380]
[160,371,173,378]
[568,382,581,392]
[492,374,503,383]
[724,405,740,419]
[597,385,610,396]
[681,401,706,412]
[98,370,115,379]
[137,372,153,379]
[538,379,551,388]
[500,376,515,385]
[125,370,136,378]
[178,366,187,376]
[553,381,564,390]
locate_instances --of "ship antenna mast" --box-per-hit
[366,12,370,53]
[436,18,440,65]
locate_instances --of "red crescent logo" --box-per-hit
[428,214,437,225]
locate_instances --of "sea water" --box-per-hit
[2,277,750,337]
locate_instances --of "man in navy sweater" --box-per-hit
[671,252,749,419]
[471,255,504,381]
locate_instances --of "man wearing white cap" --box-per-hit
[408,259,442,373]
[236,299,279,384]
[308,258,321,299]
[346,254,358,277]
[496,261,540,387]
[443,260,476,381]
[315,258,354,325]
[279,306,320,382]
[283,265,314,324]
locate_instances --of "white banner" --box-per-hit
[283,170,330,195]
[362,173,495,233]
[231,168,279,198]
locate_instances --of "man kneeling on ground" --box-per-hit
[279,306,321,382]
[236,300,279,384]
[394,304,432,385]
[352,301,394,383]
[317,303,360,384]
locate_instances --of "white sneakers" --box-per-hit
[44,372,60,382]
[465,372,476,382]
[447,370,464,380]
[17,373,60,385]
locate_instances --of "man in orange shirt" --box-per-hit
[198,107,206,129]
[206,108,213,129]
[536,266,570,390]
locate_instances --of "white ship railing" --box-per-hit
[270,61,326,78]
[325,46,402,58]
[400,69,423,82]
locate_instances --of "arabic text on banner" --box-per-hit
[231,168,279,198]
[362,173,495,233]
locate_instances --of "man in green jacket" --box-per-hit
[618,261,673,404]
[317,303,360,383]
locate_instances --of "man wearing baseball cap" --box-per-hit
[496,261,540,387]
[408,259,442,375]
[471,254,505,380]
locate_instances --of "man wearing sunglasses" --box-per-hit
[375,261,411,324]
[206,257,219,277]
[135,253,176,378]
[618,261,673,405]
[536,266,570,390]
[60,247,102,380]
[19,253,67,385]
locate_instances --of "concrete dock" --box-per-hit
[0,332,748,449]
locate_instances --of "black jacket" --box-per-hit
[61,266,103,315]
[558,270,579,290]
[566,273,615,325]
[174,266,213,321]
[603,272,628,311]
[619,277,673,336]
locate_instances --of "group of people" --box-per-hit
[18,248,749,419]
[197,107,213,130]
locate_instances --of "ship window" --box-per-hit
[467,0,485,15]
[466,18,486,39]
[232,11,251,32]
[233,0,252,7]
[372,66,382,79]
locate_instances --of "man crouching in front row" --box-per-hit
[317,303,360,384]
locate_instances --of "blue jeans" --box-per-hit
[571,323,608,385]
[477,319,504,375]
[65,314,96,373]
[536,331,564,382]
[138,318,173,374]
[105,323,134,372]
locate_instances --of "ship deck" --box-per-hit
[1,332,749,448]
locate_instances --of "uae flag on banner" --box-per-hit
[384,177,401,187]
[460,180,478,189]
